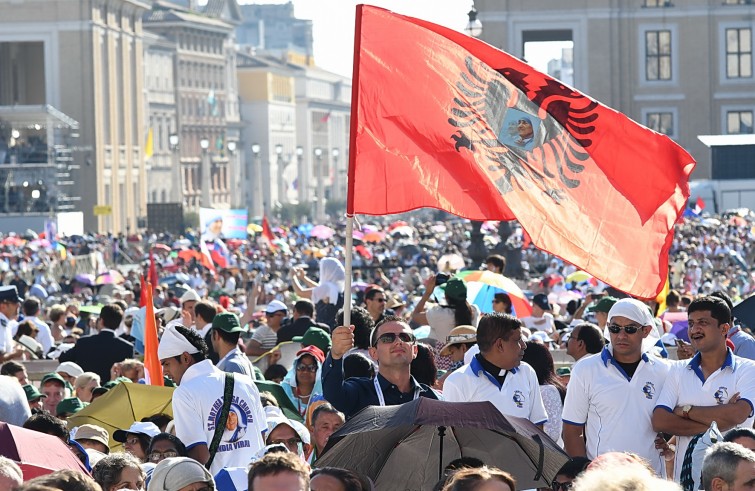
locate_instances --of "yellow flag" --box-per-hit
[655,275,670,315]
[144,128,154,159]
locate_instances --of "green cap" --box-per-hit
[444,278,467,302]
[56,397,87,416]
[292,327,332,354]
[103,376,132,389]
[41,372,67,387]
[22,384,46,402]
[556,367,572,377]
[590,296,618,313]
[212,312,246,333]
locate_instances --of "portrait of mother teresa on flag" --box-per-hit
[501,108,542,151]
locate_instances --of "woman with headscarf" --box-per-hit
[281,346,325,418]
[291,257,346,329]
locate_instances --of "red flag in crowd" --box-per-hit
[261,216,278,252]
[138,275,147,308]
[199,239,216,273]
[148,250,158,292]
[143,280,164,386]
[347,6,696,298]
[694,197,705,214]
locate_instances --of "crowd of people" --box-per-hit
[0,210,754,490]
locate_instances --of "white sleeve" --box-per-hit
[655,363,681,412]
[441,371,466,402]
[736,361,755,417]
[172,389,207,449]
[561,362,590,425]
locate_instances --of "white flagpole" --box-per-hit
[343,215,354,328]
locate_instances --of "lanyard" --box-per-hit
[373,375,421,406]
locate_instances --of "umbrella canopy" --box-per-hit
[565,271,592,284]
[0,422,89,480]
[67,382,175,451]
[310,225,336,240]
[362,231,385,243]
[248,223,263,233]
[95,270,125,285]
[74,274,96,286]
[152,244,171,253]
[389,225,414,237]
[453,271,532,317]
[159,273,191,286]
[438,253,465,272]
[734,295,755,330]
[316,398,567,490]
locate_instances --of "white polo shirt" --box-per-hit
[562,347,670,476]
[443,356,548,425]
[172,359,267,475]
[655,350,755,482]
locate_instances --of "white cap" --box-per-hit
[112,421,161,442]
[265,415,310,445]
[265,300,288,314]
[180,289,201,304]
[56,362,84,377]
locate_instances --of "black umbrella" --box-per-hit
[733,295,755,329]
[315,398,568,490]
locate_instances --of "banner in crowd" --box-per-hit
[347,5,696,298]
[199,208,248,240]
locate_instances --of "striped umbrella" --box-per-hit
[454,271,532,317]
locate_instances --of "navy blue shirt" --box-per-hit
[321,353,438,418]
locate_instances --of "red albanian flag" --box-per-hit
[347,5,696,298]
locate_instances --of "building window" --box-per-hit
[646,112,674,136]
[726,110,754,134]
[645,30,672,80]
[726,28,752,79]
[723,0,752,4]
[643,0,673,6]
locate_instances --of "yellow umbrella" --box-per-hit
[67,383,175,452]
[248,223,263,233]
[566,271,592,284]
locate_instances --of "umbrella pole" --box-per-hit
[438,426,446,480]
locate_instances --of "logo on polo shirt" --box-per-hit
[714,387,729,405]
[642,382,655,400]
[208,395,256,450]
[513,390,525,408]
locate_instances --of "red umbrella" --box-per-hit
[0,423,89,479]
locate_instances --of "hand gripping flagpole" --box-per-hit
[343,216,354,329]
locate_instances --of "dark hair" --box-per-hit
[493,292,513,314]
[573,323,605,354]
[294,299,315,317]
[22,297,40,317]
[264,364,288,382]
[23,413,70,442]
[0,360,24,377]
[20,470,100,491]
[248,452,310,490]
[14,320,37,341]
[485,254,506,273]
[141,413,173,432]
[310,467,371,491]
[666,290,681,307]
[555,457,591,479]
[213,326,241,346]
[724,427,755,444]
[444,292,474,328]
[411,342,437,387]
[476,313,522,352]
[100,304,124,330]
[147,432,187,457]
[311,403,344,427]
[710,290,734,312]
[365,287,385,301]
[343,353,375,379]
[194,301,217,324]
[522,341,566,401]
[370,315,410,346]
[113,300,128,313]
[173,325,208,362]
[337,306,374,350]
[688,296,732,325]
[92,453,144,491]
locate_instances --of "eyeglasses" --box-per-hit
[269,437,301,448]
[375,332,415,346]
[607,323,642,334]
[552,481,573,491]
[371,297,387,303]
[148,450,179,462]
[124,437,141,446]
[296,364,317,373]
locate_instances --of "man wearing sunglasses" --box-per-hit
[322,315,438,418]
[443,313,548,428]
[653,296,755,487]
[563,298,671,477]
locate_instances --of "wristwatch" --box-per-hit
[682,405,692,419]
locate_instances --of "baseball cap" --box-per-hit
[444,278,467,302]
[113,421,161,442]
[73,424,110,451]
[212,312,246,333]
[22,384,45,402]
[180,289,201,304]
[532,293,551,311]
[103,376,132,390]
[296,345,325,364]
[589,296,618,314]
[41,372,67,387]
[439,326,477,357]
[266,415,311,445]
[56,361,84,378]
[56,397,87,416]
[292,327,332,354]
[265,300,288,314]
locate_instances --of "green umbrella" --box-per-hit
[254,381,303,423]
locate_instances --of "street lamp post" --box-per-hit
[227,140,237,206]
[200,137,210,208]
[169,133,181,204]
[251,143,262,217]
[275,144,284,206]
[314,147,324,221]
[296,146,304,204]
[331,148,340,204]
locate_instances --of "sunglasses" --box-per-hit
[296,364,317,373]
[371,297,387,303]
[374,332,415,346]
[270,437,301,448]
[147,450,179,462]
[552,482,573,491]
[607,323,643,334]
